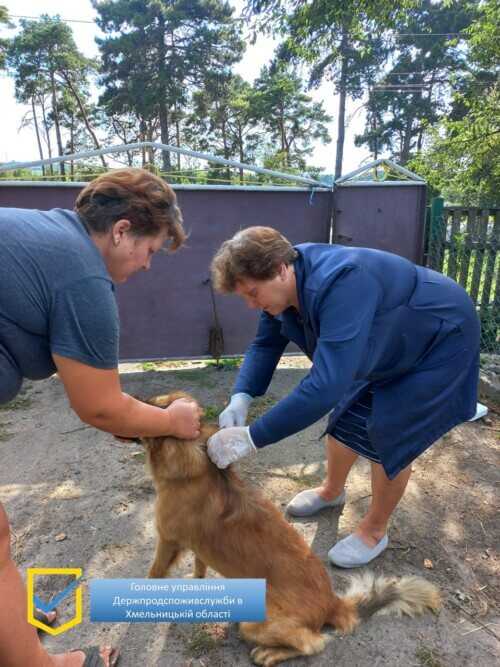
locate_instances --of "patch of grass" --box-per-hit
[0,395,34,411]
[204,405,223,421]
[0,422,13,442]
[185,626,218,658]
[293,472,325,488]
[415,646,443,667]
[169,368,217,388]
[248,395,278,420]
[141,361,158,372]
[131,451,146,464]
[206,356,243,370]
[171,368,209,381]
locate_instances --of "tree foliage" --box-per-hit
[7,16,103,173]
[408,0,499,205]
[252,61,331,170]
[185,73,260,182]
[2,0,497,197]
[245,0,415,177]
[93,0,244,171]
[355,1,479,165]
[0,5,10,69]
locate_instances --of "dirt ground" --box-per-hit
[1,358,499,667]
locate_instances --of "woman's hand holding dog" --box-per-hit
[165,398,202,439]
[218,393,252,428]
[207,426,257,468]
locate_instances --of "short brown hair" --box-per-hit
[75,168,186,250]
[211,226,298,292]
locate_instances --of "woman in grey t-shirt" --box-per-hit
[0,168,201,667]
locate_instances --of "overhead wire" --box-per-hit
[3,14,472,39]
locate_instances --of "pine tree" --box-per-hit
[7,16,104,174]
[356,0,479,165]
[94,0,244,172]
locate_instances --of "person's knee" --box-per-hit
[0,504,12,571]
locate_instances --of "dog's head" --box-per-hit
[142,391,218,483]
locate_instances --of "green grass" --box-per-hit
[169,368,217,388]
[170,368,210,381]
[203,405,223,421]
[141,361,158,372]
[415,646,443,667]
[248,395,278,421]
[185,627,218,658]
[0,421,13,442]
[0,395,34,411]
[206,356,243,370]
[293,471,325,488]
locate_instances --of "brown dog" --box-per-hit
[142,391,441,666]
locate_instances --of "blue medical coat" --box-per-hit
[234,243,480,479]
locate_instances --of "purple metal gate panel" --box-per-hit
[117,188,332,359]
[333,184,427,264]
[0,185,331,359]
[0,182,427,359]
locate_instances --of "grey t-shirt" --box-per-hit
[0,207,119,402]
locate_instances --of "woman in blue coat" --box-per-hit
[207,226,480,567]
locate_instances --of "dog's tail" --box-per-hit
[328,572,441,633]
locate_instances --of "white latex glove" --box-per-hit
[207,426,257,469]
[218,393,252,428]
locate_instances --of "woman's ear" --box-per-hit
[111,219,132,245]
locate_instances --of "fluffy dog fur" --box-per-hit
[142,391,441,666]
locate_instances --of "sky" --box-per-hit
[0,0,372,176]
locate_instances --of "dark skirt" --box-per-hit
[326,387,382,464]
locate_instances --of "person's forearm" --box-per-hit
[81,393,171,437]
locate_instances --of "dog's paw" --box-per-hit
[250,647,268,665]
[148,568,165,579]
[250,646,288,666]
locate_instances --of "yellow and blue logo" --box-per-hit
[27,567,83,635]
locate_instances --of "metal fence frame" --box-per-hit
[1,147,432,360]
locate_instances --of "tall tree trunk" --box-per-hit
[50,72,65,176]
[416,126,424,152]
[221,117,231,182]
[112,118,133,165]
[70,114,75,180]
[147,122,155,165]
[40,96,54,176]
[157,17,171,172]
[62,73,107,169]
[158,105,171,173]
[31,97,45,176]
[371,109,379,160]
[140,118,147,166]
[175,109,181,172]
[401,114,413,164]
[335,32,349,179]
[238,122,244,184]
[279,104,287,168]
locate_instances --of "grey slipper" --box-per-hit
[286,489,346,517]
[328,533,388,568]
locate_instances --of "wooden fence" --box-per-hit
[425,198,499,353]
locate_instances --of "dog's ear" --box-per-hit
[146,391,195,409]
